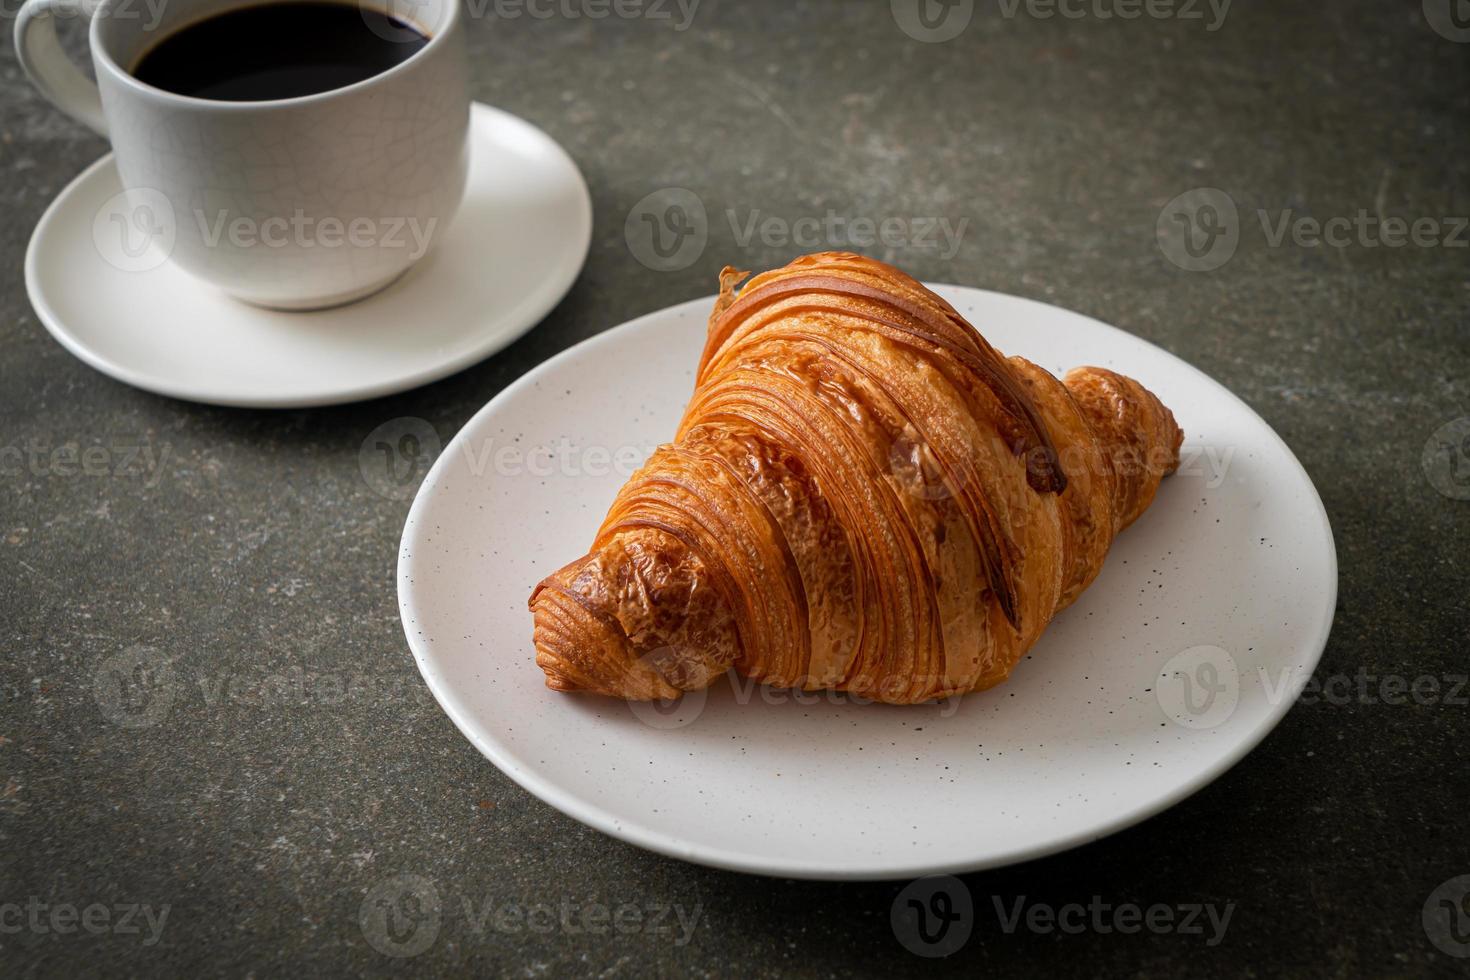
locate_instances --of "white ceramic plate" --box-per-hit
[24,103,591,408]
[398,287,1337,880]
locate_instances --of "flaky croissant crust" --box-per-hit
[530,253,1183,703]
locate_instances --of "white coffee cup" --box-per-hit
[15,0,470,310]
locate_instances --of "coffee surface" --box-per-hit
[131,2,430,102]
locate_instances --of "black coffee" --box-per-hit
[132,2,429,102]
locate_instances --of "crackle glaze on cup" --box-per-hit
[16,0,469,309]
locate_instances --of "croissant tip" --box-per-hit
[717,265,751,294]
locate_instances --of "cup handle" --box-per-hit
[14,0,109,137]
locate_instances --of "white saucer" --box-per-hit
[397,286,1337,880]
[24,103,592,408]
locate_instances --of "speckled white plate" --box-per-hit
[24,103,591,408]
[397,287,1337,880]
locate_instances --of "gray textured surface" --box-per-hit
[2,0,1468,976]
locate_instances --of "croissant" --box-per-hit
[529,253,1183,704]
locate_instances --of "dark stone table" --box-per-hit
[3,0,1467,975]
